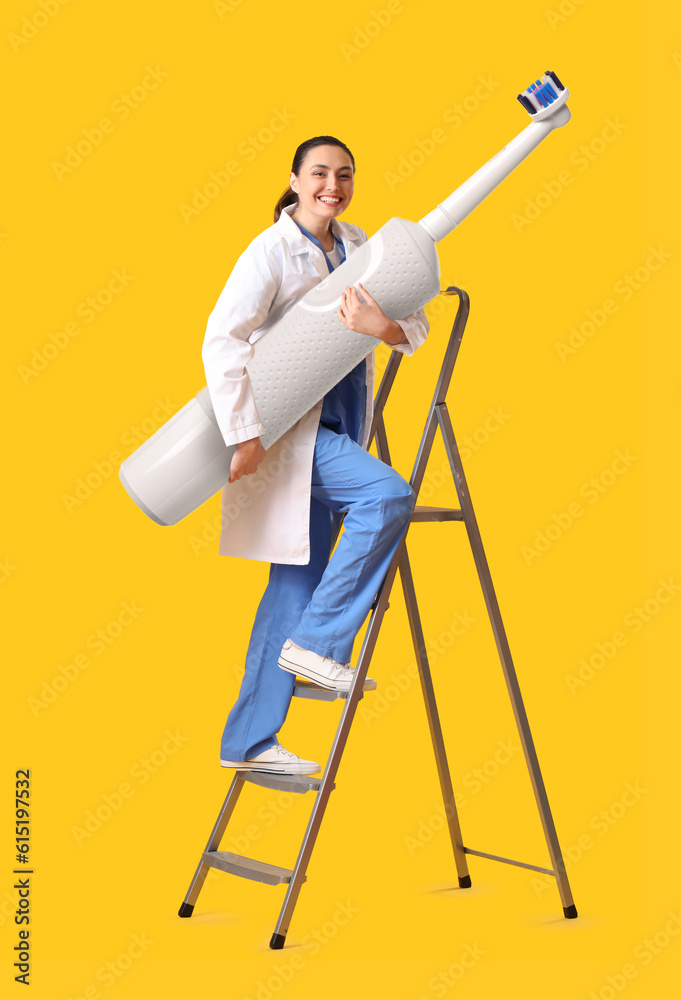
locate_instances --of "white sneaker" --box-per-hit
[220,743,321,775]
[278,639,377,693]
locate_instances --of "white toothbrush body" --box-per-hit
[120,72,571,526]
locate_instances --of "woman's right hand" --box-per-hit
[228,437,266,483]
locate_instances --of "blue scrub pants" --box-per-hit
[219,422,415,761]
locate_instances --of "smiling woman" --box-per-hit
[201,133,430,776]
[279,141,355,248]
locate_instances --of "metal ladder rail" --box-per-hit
[288,285,578,916]
[266,295,478,945]
[388,286,577,917]
[177,310,421,939]
[178,286,577,948]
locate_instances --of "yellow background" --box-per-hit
[2,0,678,996]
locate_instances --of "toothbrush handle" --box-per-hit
[419,104,571,243]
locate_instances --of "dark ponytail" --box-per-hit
[273,135,356,222]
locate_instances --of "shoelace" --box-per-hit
[272,744,297,758]
[320,656,354,678]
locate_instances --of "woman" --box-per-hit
[202,135,430,776]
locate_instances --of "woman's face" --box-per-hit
[290,144,354,222]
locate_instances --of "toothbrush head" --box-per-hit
[517,71,570,122]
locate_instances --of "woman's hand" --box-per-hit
[338,282,409,346]
[229,437,266,483]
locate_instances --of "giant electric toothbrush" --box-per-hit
[120,72,571,526]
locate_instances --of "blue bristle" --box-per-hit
[536,82,559,107]
[520,72,566,115]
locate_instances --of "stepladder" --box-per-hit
[178,286,578,949]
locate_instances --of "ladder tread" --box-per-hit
[411,505,463,521]
[202,850,304,886]
[293,680,348,701]
[241,770,332,794]
[293,678,376,700]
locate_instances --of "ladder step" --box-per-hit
[412,505,463,522]
[293,678,377,701]
[202,850,305,886]
[241,770,333,794]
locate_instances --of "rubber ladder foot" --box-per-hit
[458,875,472,889]
[270,932,286,950]
[563,904,578,919]
[178,902,194,918]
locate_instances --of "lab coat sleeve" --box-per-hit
[392,307,430,356]
[202,242,282,447]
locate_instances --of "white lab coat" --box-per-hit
[202,203,430,564]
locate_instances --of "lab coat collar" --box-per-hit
[277,202,364,257]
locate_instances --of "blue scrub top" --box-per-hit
[292,218,367,445]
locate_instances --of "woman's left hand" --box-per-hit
[338,283,408,346]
